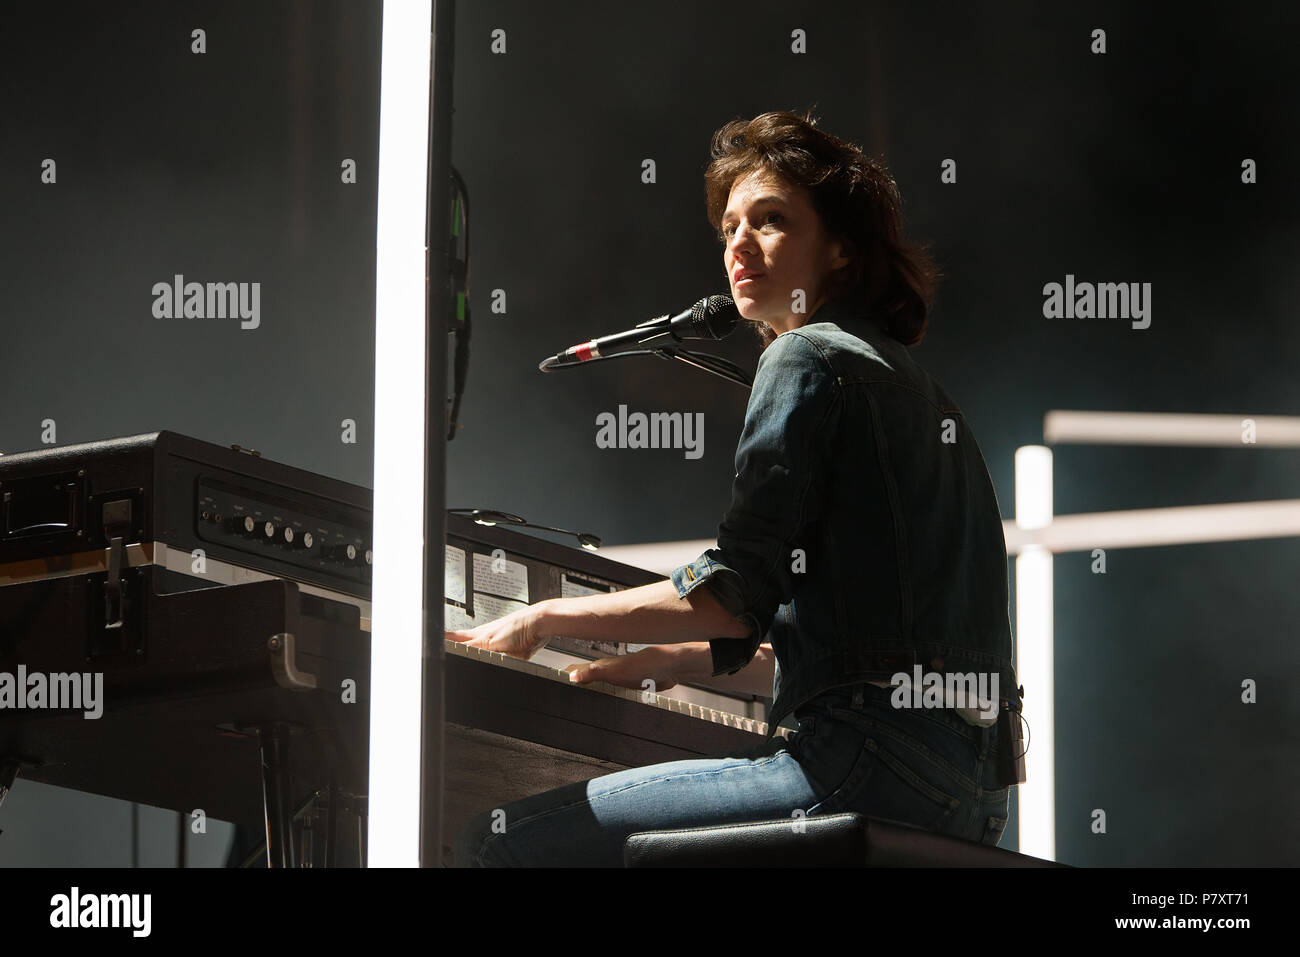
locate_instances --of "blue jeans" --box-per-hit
[451,682,1010,866]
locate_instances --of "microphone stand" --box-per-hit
[650,346,752,389]
[539,344,752,389]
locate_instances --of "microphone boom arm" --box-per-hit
[538,344,751,389]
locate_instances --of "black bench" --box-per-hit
[624,812,1066,867]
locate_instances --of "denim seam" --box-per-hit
[982,815,1008,846]
[809,736,959,822]
[864,738,962,811]
[875,726,980,795]
[837,376,964,418]
[864,389,912,637]
[828,707,982,793]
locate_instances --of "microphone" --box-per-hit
[539,295,739,371]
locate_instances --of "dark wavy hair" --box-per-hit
[704,108,940,347]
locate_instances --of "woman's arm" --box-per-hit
[667,640,777,698]
[566,640,777,699]
[449,577,755,665]
[536,578,752,645]
[538,582,775,696]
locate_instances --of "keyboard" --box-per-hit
[444,638,780,738]
[0,430,789,869]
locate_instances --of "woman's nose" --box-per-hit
[728,221,757,256]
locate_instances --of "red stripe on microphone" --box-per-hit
[575,341,597,362]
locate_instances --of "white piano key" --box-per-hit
[443,638,761,735]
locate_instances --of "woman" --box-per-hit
[449,110,1021,866]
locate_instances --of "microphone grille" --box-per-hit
[689,294,740,339]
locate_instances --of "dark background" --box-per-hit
[0,0,1296,866]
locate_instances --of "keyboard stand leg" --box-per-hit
[355,795,368,867]
[258,722,294,868]
[298,808,313,867]
[324,781,338,868]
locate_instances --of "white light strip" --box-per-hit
[1044,410,1300,447]
[1003,498,1300,555]
[1014,545,1054,862]
[1014,445,1055,862]
[1014,446,1053,530]
[602,498,1300,570]
[369,0,433,869]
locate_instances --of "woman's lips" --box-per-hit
[736,274,763,287]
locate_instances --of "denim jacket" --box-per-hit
[670,295,1020,737]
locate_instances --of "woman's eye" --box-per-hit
[720,213,781,241]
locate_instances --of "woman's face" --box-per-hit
[721,168,849,335]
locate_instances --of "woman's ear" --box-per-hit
[825,231,860,281]
[829,238,852,272]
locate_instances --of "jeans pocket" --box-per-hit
[810,732,962,832]
[828,703,981,792]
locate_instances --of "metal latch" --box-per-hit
[102,498,133,630]
[268,633,319,690]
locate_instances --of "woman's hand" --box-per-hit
[445,600,550,660]
[564,643,682,694]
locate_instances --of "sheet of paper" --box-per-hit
[468,592,528,622]
[444,601,476,632]
[444,592,529,632]
[444,544,466,604]
[561,573,612,599]
[472,551,529,602]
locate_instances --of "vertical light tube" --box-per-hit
[369,0,433,868]
[1014,445,1055,861]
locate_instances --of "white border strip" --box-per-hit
[601,498,1300,568]
[1044,410,1300,447]
[1014,545,1054,861]
[1004,499,1300,554]
[1013,447,1054,862]
[369,0,433,869]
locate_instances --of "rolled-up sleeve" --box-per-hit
[669,330,841,677]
